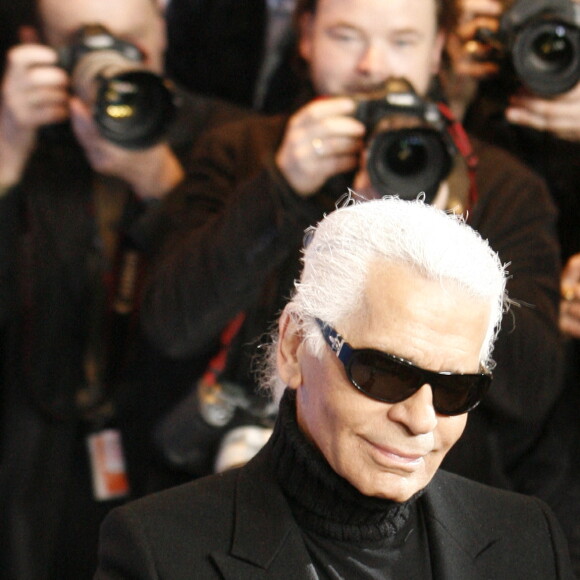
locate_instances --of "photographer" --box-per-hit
[143,0,565,546]
[0,0,247,578]
[445,2,580,572]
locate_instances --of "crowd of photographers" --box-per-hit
[0,0,579,578]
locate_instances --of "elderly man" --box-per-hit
[96,197,574,579]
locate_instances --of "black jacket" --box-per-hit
[95,437,575,579]
[0,87,249,579]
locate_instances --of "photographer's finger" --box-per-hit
[311,135,364,159]
[28,91,69,122]
[506,105,578,139]
[5,64,69,118]
[70,96,99,140]
[560,300,580,338]
[453,57,499,79]
[318,114,366,137]
[298,97,357,125]
[459,0,502,22]
[6,43,59,70]
[456,16,499,42]
[508,95,580,138]
[330,152,360,176]
[25,63,69,90]
[24,82,68,105]
[278,143,358,196]
[562,253,580,284]
[505,103,547,131]
[308,151,359,182]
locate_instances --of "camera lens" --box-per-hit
[512,21,580,97]
[385,134,428,177]
[366,127,453,203]
[95,71,176,149]
[532,27,574,72]
[68,43,176,149]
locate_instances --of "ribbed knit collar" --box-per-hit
[269,389,423,543]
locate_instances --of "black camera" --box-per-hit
[59,24,176,149]
[353,78,456,203]
[477,0,580,97]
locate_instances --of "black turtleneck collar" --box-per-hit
[268,388,425,544]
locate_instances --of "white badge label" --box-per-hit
[87,428,130,501]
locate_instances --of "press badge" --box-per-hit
[87,429,130,501]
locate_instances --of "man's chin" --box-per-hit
[347,470,428,503]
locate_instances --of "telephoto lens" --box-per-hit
[501,0,580,97]
[366,127,453,203]
[60,24,176,149]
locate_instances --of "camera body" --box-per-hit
[479,0,580,97]
[353,78,456,203]
[59,24,176,149]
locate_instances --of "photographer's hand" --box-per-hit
[69,96,184,201]
[0,43,69,192]
[447,0,502,75]
[560,253,580,338]
[442,0,501,120]
[506,82,580,142]
[275,97,365,197]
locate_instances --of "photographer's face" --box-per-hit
[38,0,166,72]
[299,0,445,97]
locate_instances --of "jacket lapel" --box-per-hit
[211,454,508,579]
[423,471,501,580]
[210,449,317,580]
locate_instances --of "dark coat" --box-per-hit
[95,441,575,579]
[0,88,249,579]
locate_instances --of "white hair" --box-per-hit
[260,194,509,402]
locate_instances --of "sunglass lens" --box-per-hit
[348,350,420,403]
[349,350,487,415]
[431,377,474,415]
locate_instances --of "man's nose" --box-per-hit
[356,41,392,79]
[387,383,438,435]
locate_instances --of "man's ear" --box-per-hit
[431,30,446,75]
[298,11,315,64]
[18,25,41,45]
[277,307,304,390]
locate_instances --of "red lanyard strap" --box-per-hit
[438,102,480,216]
[201,311,247,386]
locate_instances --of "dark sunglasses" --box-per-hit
[316,318,491,416]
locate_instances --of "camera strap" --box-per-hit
[437,102,480,216]
[200,311,247,388]
[194,311,248,428]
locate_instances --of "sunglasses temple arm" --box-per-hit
[316,318,353,364]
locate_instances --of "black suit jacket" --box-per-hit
[95,443,574,579]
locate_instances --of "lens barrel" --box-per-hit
[63,25,176,149]
[499,0,580,97]
[511,19,580,96]
[94,71,176,149]
[366,127,453,203]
